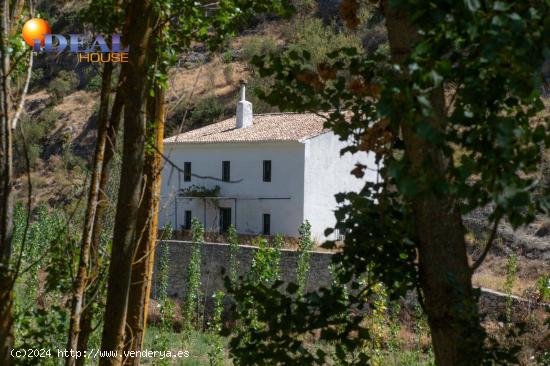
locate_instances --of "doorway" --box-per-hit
[219,207,232,233]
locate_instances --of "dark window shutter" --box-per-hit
[262,214,271,236]
[184,162,191,182]
[263,160,271,182]
[222,161,230,181]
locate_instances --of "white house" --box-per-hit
[158,84,379,242]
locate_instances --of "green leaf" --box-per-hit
[493,1,510,11]
[464,0,480,12]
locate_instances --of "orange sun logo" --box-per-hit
[22,18,51,47]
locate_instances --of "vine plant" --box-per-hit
[296,221,312,297]
[183,218,204,337]
[227,225,240,285]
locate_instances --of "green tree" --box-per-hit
[296,221,312,297]
[98,1,293,364]
[227,224,240,285]
[183,218,204,334]
[228,0,550,365]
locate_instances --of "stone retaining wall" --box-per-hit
[152,241,548,320]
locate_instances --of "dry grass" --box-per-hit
[166,58,248,111]
[472,254,549,297]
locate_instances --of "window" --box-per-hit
[184,162,191,182]
[184,210,192,230]
[263,160,271,182]
[335,228,345,241]
[222,161,230,182]
[262,214,271,236]
[219,207,232,233]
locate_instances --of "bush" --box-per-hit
[29,68,45,92]
[85,74,102,91]
[284,17,362,66]
[48,70,79,102]
[190,96,225,126]
[243,77,279,114]
[222,50,234,63]
[13,109,59,173]
[223,64,234,85]
[38,107,60,131]
[239,35,278,62]
[536,274,550,302]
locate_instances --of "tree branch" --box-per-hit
[470,217,501,273]
[153,144,243,183]
[10,50,32,130]
[9,119,32,292]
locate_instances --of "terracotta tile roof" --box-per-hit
[164,113,329,144]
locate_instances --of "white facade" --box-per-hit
[158,131,377,242]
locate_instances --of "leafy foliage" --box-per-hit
[249,237,282,287]
[296,221,312,297]
[536,273,550,303]
[146,0,293,92]
[183,218,204,335]
[180,184,221,198]
[226,236,284,363]
[11,204,81,365]
[207,290,226,366]
[226,0,550,363]
[189,96,226,126]
[504,254,518,324]
[152,224,175,366]
[48,70,79,102]
[239,35,279,63]
[227,224,240,285]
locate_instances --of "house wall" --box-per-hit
[159,141,306,236]
[303,132,378,242]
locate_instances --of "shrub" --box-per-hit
[227,225,240,285]
[536,274,550,302]
[240,77,279,114]
[183,218,204,335]
[249,236,281,287]
[190,96,225,126]
[222,50,234,63]
[85,74,102,91]
[29,67,45,92]
[239,35,278,62]
[284,17,362,67]
[152,224,175,366]
[13,112,53,172]
[207,290,225,366]
[38,107,61,131]
[504,254,518,324]
[223,64,234,85]
[48,70,79,102]
[296,221,312,296]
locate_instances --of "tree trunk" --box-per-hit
[0,0,14,363]
[384,3,484,365]
[75,308,93,366]
[76,79,125,366]
[0,275,13,366]
[99,0,156,364]
[66,61,114,366]
[0,2,35,364]
[124,87,165,366]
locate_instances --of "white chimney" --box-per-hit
[236,80,253,128]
